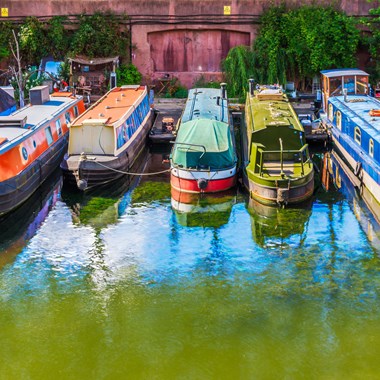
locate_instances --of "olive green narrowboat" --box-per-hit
[243,81,314,206]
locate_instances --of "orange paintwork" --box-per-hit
[73,86,146,126]
[0,99,86,182]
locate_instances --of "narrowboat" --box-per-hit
[61,85,154,191]
[0,86,85,216]
[243,81,314,206]
[170,85,237,193]
[320,69,380,213]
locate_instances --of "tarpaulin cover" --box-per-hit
[172,119,236,169]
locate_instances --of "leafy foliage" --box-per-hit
[222,45,255,98]
[193,74,220,89]
[252,5,360,90]
[116,64,142,85]
[0,21,13,60]
[46,16,70,60]
[19,17,49,64]
[361,6,380,85]
[69,12,129,58]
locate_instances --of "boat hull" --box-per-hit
[61,112,153,191]
[246,172,314,206]
[0,134,68,216]
[331,131,380,210]
[170,166,237,193]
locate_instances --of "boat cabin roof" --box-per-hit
[329,95,380,139]
[247,88,303,132]
[0,92,79,152]
[181,88,229,124]
[72,85,147,127]
[321,69,369,78]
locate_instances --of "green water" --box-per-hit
[1,155,380,380]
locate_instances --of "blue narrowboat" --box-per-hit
[320,69,380,212]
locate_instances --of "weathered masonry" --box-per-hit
[1,0,378,86]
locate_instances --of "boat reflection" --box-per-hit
[171,188,236,228]
[321,150,380,246]
[0,169,62,269]
[247,197,312,248]
[61,147,151,229]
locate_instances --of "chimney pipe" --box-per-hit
[343,88,348,102]
[249,78,255,96]
[221,83,227,99]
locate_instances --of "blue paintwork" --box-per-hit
[0,105,16,116]
[323,69,380,195]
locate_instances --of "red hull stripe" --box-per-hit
[171,174,236,193]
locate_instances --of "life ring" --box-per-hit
[369,109,380,117]
[354,161,362,176]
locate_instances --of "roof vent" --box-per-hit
[30,85,50,105]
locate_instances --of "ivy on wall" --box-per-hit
[223,5,361,97]
[0,11,130,66]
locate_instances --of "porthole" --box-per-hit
[21,147,28,161]
[33,140,37,148]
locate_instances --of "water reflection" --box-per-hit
[320,150,380,249]
[171,188,237,228]
[1,151,380,378]
[247,197,312,248]
[0,170,62,269]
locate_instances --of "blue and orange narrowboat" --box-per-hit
[0,86,85,216]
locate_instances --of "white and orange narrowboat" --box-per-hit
[0,86,85,216]
[60,85,154,190]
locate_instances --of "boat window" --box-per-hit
[329,77,342,96]
[354,127,361,145]
[336,111,342,130]
[343,76,355,94]
[74,106,79,118]
[328,103,334,121]
[65,112,71,125]
[369,138,374,158]
[45,126,53,145]
[357,76,369,94]
[56,119,62,136]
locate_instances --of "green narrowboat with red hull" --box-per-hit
[0,86,85,216]
[170,85,237,193]
[243,81,314,206]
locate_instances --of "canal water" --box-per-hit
[1,149,380,379]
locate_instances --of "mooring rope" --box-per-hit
[91,159,171,176]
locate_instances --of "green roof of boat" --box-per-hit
[246,87,304,132]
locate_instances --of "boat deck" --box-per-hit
[262,161,295,176]
[149,99,184,144]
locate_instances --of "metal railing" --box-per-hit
[257,142,310,177]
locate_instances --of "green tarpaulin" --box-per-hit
[171,119,236,170]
